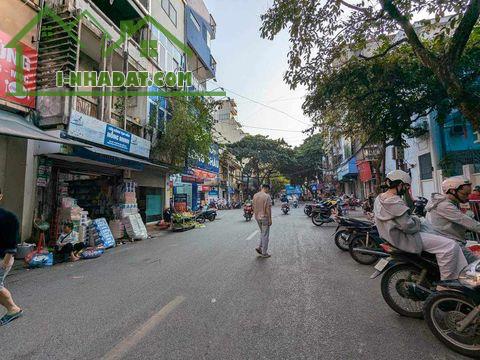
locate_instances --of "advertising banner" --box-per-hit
[0,30,37,108]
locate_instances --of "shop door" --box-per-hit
[138,187,164,223]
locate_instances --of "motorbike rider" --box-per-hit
[374,170,468,281]
[424,177,480,264]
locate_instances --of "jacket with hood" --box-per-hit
[374,194,423,254]
[425,193,480,244]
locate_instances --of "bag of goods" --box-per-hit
[25,250,53,268]
[79,247,105,259]
[122,214,148,240]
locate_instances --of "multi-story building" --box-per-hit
[1,0,213,240]
[213,98,245,202]
[172,0,219,210]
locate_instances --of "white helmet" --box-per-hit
[441,176,471,194]
[386,170,411,185]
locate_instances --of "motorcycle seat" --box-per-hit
[384,242,437,261]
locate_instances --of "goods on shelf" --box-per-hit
[122,214,148,240]
[88,218,116,249]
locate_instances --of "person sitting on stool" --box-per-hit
[56,223,84,262]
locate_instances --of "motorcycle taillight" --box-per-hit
[380,243,393,253]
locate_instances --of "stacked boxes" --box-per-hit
[122,214,148,240]
[88,218,116,249]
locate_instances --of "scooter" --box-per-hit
[423,259,480,359]
[333,216,375,251]
[243,204,253,221]
[281,202,290,215]
[311,198,342,226]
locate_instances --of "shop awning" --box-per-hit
[82,146,167,169]
[0,110,87,147]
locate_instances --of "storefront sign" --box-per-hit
[68,111,151,158]
[208,190,219,196]
[200,186,211,192]
[0,30,37,108]
[195,144,220,174]
[357,161,373,183]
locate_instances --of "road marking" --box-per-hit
[246,230,259,241]
[101,296,185,360]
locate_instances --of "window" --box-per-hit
[162,0,177,27]
[419,153,433,180]
[190,13,201,32]
[169,3,177,26]
[161,0,169,13]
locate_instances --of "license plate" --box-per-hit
[374,258,390,272]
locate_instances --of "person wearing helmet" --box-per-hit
[425,177,480,263]
[374,170,467,280]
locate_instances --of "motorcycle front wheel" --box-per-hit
[348,234,380,265]
[311,214,325,226]
[196,216,206,224]
[334,230,350,251]
[208,214,216,222]
[424,291,480,358]
[381,263,434,318]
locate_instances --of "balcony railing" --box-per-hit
[76,96,98,118]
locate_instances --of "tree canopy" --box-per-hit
[227,134,294,189]
[152,97,215,170]
[261,0,480,130]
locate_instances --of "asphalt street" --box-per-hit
[1,205,467,360]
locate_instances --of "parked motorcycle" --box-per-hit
[311,198,343,226]
[333,216,375,251]
[423,259,480,358]
[371,243,440,318]
[281,203,290,215]
[304,200,320,217]
[348,228,384,265]
[194,208,217,223]
[243,203,253,221]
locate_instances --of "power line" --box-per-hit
[241,125,304,133]
[220,87,311,126]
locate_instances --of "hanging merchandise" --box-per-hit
[122,214,148,240]
[88,218,116,249]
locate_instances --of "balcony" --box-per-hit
[75,96,98,118]
[337,157,358,181]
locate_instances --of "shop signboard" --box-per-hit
[195,144,220,174]
[208,190,219,196]
[0,30,37,108]
[68,111,151,158]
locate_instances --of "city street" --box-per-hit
[1,205,465,360]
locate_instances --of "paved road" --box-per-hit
[2,206,467,359]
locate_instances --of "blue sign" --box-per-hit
[68,111,151,158]
[209,190,219,196]
[104,125,131,152]
[310,184,318,192]
[195,144,220,174]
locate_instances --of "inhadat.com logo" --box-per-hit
[6,5,226,98]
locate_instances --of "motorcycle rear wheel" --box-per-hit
[334,230,350,251]
[348,234,379,265]
[208,215,216,222]
[196,216,206,224]
[424,291,480,358]
[381,264,432,318]
[311,214,325,226]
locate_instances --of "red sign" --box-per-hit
[200,186,211,192]
[0,30,37,108]
[357,161,373,183]
[192,168,217,180]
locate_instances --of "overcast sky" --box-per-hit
[204,0,310,147]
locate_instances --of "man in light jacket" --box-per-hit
[425,177,480,263]
[374,170,467,281]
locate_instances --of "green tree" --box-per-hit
[152,97,214,170]
[286,133,326,185]
[261,0,480,130]
[228,135,294,190]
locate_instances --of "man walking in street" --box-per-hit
[0,187,23,326]
[253,184,273,258]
